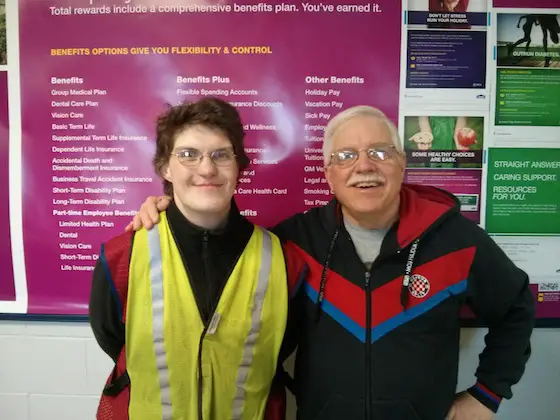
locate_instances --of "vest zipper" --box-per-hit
[365,271,372,420]
[197,331,205,420]
[168,225,207,420]
[195,228,249,420]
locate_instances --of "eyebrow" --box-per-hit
[173,146,233,152]
[336,143,393,150]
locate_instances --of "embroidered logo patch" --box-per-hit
[409,274,430,299]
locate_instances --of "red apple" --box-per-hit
[457,127,477,147]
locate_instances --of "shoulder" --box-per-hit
[435,213,511,265]
[271,202,334,245]
[449,214,497,246]
[270,211,307,239]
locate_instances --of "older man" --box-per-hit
[128,105,535,420]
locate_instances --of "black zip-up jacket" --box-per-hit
[89,199,254,362]
[272,183,535,420]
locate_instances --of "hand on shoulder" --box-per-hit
[125,195,172,232]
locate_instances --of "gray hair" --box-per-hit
[322,105,403,166]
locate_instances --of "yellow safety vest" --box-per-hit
[125,212,288,420]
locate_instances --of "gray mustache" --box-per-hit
[346,174,386,187]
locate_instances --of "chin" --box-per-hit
[353,202,385,215]
[189,197,230,212]
[345,191,388,212]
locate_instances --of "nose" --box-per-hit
[196,155,218,177]
[354,150,378,173]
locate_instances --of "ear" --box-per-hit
[324,165,335,193]
[162,163,172,183]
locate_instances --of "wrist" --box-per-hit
[467,382,502,413]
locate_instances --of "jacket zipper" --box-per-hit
[197,231,210,420]
[365,271,372,419]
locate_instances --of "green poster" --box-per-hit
[495,69,560,127]
[486,148,560,234]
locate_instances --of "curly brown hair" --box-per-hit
[153,97,250,196]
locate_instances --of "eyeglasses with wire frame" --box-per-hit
[171,148,237,167]
[329,145,399,166]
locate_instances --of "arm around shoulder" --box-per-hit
[464,225,536,412]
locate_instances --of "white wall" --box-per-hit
[0,322,558,420]
[0,321,112,420]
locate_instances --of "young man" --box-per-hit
[128,105,535,420]
[89,97,305,420]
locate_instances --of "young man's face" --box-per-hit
[163,124,239,218]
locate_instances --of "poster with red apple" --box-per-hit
[400,114,485,223]
[456,127,478,148]
[403,115,484,169]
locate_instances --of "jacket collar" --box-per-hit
[166,198,253,254]
[322,183,460,250]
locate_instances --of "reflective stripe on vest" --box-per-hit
[231,229,272,419]
[126,212,287,420]
[146,226,172,419]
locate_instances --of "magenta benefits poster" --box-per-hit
[16,0,401,315]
